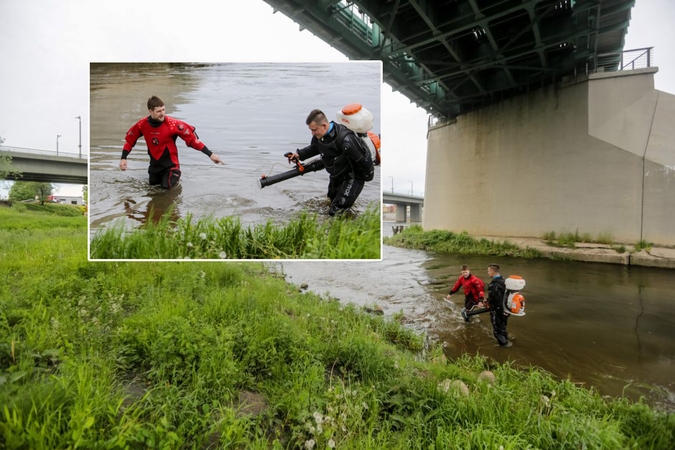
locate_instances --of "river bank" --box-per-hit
[475,235,675,269]
[283,241,675,412]
[384,223,675,269]
[2,209,673,448]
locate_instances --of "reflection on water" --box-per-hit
[283,229,675,410]
[89,63,381,235]
[123,184,183,225]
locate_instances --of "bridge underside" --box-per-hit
[5,173,86,185]
[263,0,634,119]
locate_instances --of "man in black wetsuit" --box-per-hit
[487,263,511,347]
[287,109,374,216]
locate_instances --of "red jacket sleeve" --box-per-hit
[473,277,485,299]
[174,120,206,151]
[123,120,144,152]
[450,277,462,295]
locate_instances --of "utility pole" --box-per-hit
[75,116,82,158]
[388,176,394,193]
[409,181,413,196]
[56,134,61,155]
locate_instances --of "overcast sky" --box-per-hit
[0,0,672,198]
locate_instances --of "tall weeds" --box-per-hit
[1,209,673,449]
[90,205,381,260]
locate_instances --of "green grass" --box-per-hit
[22,203,86,217]
[384,226,543,258]
[595,232,614,246]
[1,211,673,449]
[634,240,653,252]
[557,232,579,248]
[543,231,660,256]
[90,205,381,260]
[543,230,615,248]
[0,205,86,231]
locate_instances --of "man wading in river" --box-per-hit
[446,265,485,322]
[119,96,224,188]
[287,109,374,216]
[487,264,511,347]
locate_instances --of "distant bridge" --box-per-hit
[1,146,87,184]
[383,191,423,222]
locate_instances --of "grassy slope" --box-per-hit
[0,203,85,230]
[0,209,673,449]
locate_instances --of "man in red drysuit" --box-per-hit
[446,264,486,322]
[119,96,224,188]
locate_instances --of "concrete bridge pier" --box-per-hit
[409,204,422,222]
[395,204,407,222]
[424,68,675,246]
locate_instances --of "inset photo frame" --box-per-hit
[88,62,382,261]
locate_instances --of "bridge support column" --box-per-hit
[409,204,421,222]
[395,204,407,222]
[423,69,675,245]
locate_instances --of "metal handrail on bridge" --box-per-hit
[330,1,375,46]
[0,145,86,159]
[384,190,424,199]
[427,47,657,129]
[591,47,654,74]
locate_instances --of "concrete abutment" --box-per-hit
[424,68,675,247]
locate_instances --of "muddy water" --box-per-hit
[89,63,381,236]
[281,223,675,410]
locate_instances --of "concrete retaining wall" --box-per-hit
[424,68,674,246]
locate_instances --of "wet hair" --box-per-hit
[461,265,469,271]
[488,264,500,272]
[306,109,328,126]
[147,96,164,111]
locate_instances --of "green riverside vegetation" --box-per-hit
[543,231,656,254]
[384,225,543,258]
[542,230,615,248]
[0,203,86,231]
[1,207,673,448]
[90,206,381,260]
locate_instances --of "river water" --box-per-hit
[281,223,675,410]
[89,63,381,235]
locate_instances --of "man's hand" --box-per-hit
[446,294,452,301]
[119,159,127,171]
[210,154,225,165]
[286,152,300,164]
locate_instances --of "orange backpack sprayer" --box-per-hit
[337,103,381,166]
[504,275,526,316]
[460,275,526,320]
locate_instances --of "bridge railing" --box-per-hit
[330,1,375,46]
[591,47,654,74]
[383,190,425,198]
[0,145,85,159]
